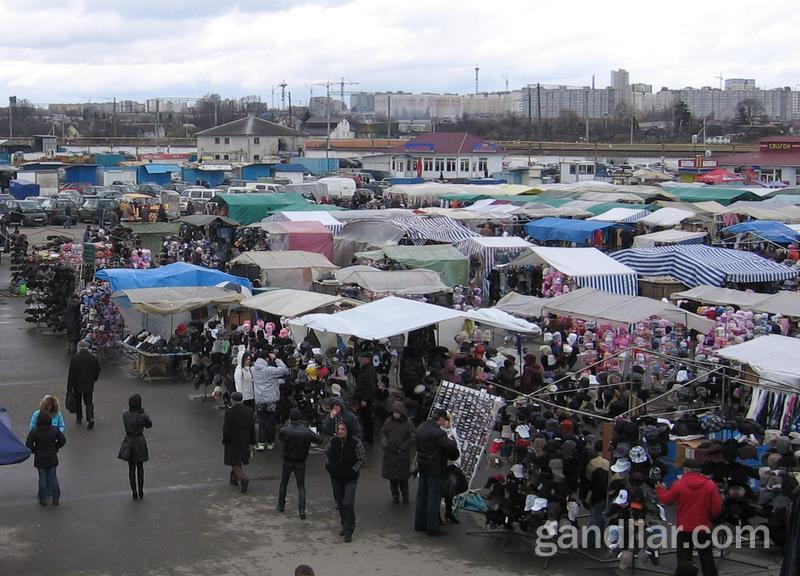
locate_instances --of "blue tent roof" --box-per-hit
[722,220,800,244]
[96,262,253,292]
[524,217,615,245]
[143,164,181,174]
[0,408,30,465]
[611,245,798,287]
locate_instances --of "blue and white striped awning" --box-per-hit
[391,216,479,245]
[611,245,799,287]
[573,273,638,296]
[587,207,650,223]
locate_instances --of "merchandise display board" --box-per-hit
[433,381,503,487]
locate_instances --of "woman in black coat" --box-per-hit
[223,392,256,493]
[380,401,415,504]
[25,412,66,506]
[119,394,153,500]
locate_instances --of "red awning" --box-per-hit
[695,168,746,184]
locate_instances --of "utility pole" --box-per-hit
[112,97,117,138]
[585,87,590,142]
[288,92,293,126]
[325,81,331,165]
[279,80,288,110]
[387,94,392,140]
[536,83,542,135]
[474,65,479,94]
[526,86,532,140]
[8,96,15,138]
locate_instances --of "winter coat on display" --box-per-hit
[657,471,723,531]
[25,415,66,469]
[234,365,255,402]
[415,418,460,478]
[121,410,153,463]
[279,421,322,463]
[67,350,101,393]
[223,403,256,467]
[380,402,416,481]
[251,358,288,405]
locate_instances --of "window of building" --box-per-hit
[423,158,433,172]
[224,137,230,144]
[578,164,594,175]
[214,137,220,144]
[223,154,229,160]
[446,158,456,172]
[253,154,260,161]
[478,157,488,172]
[460,158,470,172]
[406,159,414,171]
[569,164,577,174]
[214,154,221,160]
[253,137,260,144]
[391,160,396,171]
[434,158,444,172]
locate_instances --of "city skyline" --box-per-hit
[1,0,799,103]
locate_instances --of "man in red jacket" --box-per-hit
[657,459,722,576]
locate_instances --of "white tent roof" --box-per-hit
[462,307,541,334]
[639,208,698,227]
[506,247,636,277]
[632,229,708,248]
[494,292,549,318]
[459,236,533,249]
[273,211,343,226]
[587,207,649,223]
[240,289,358,317]
[333,268,449,295]
[111,286,244,315]
[288,296,463,341]
[752,291,800,317]
[231,250,337,270]
[670,285,769,307]
[716,335,800,389]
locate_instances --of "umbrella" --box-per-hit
[0,407,31,465]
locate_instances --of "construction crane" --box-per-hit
[279,80,288,110]
[339,77,359,104]
[715,73,724,91]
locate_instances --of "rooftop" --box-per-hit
[195,115,304,138]
[389,132,501,155]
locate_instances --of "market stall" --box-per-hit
[263,210,344,235]
[587,207,650,223]
[240,288,360,318]
[632,229,708,248]
[455,236,533,299]
[210,193,342,225]
[230,250,337,290]
[493,291,549,318]
[353,244,469,287]
[260,220,334,261]
[639,207,702,228]
[122,222,181,255]
[523,217,616,247]
[333,267,450,297]
[95,261,253,293]
[333,219,407,266]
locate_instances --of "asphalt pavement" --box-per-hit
[0,225,783,576]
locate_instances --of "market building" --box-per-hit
[195,115,306,163]
[716,136,800,185]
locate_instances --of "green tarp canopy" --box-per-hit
[354,244,469,287]
[211,193,343,225]
[177,215,239,227]
[441,192,490,202]
[584,202,653,216]
[669,187,760,205]
[519,196,571,207]
[121,222,181,253]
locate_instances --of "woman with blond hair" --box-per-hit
[29,395,66,434]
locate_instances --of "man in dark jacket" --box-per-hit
[657,458,723,576]
[67,340,101,428]
[223,392,256,493]
[63,296,81,354]
[25,412,67,505]
[322,396,362,439]
[277,408,322,519]
[414,408,460,536]
[325,420,367,543]
[352,351,378,443]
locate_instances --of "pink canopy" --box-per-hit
[268,221,333,260]
[696,168,746,184]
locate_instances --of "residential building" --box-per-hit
[611,69,631,106]
[462,92,519,117]
[309,96,347,115]
[302,116,355,139]
[663,87,789,121]
[521,85,616,119]
[725,78,756,91]
[361,132,503,180]
[195,115,305,162]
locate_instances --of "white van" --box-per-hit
[317,177,356,198]
[180,187,222,213]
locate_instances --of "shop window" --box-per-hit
[478,157,488,172]
[434,158,444,172]
[460,159,470,172]
[423,158,433,171]
[446,158,456,172]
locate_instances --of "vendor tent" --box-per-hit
[231,250,337,290]
[751,291,800,318]
[541,287,715,333]
[639,208,699,227]
[96,262,253,292]
[353,244,469,287]
[455,236,533,295]
[211,193,342,225]
[720,202,800,221]
[670,285,773,308]
[632,229,707,248]
[722,220,800,243]
[111,286,244,314]
[695,169,745,185]
[264,211,343,234]
[333,268,449,295]
[716,335,800,389]
[288,295,465,349]
[177,215,239,227]
[611,245,798,287]
[669,187,758,205]
[505,246,638,295]
[0,407,30,465]
[241,288,358,317]
[462,308,541,334]
[333,219,406,266]
[524,217,615,245]
[261,221,334,261]
[494,291,549,318]
[390,216,479,244]
[121,222,181,253]
[587,207,649,222]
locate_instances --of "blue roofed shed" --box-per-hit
[64,164,98,185]
[137,164,181,185]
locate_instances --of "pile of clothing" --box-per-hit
[79,283,123,353]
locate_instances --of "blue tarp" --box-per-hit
[96,262,253,293]
[524,217,616,245]
[722,220,800,244]
[144,164,181,174]
[9,180,39,200]
[0,408,31,465]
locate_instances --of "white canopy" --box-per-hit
[240,289,359,317]
[587,207,649,223]
[288,296,465,346]
[670,285,769,308]
[632,229,708,248]
[231,250,337,290]
[639,208,699,227]
[274,211,342,227]
[111,286,244,315]
[462,308,541,334]
[753,291,800,317]
[494,292,549,318]
[716,335,800,389]
[334,268,449,295]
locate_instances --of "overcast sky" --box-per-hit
[1,0,798,104]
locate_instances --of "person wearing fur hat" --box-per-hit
[380,401,416,504]
[277,409,322,519]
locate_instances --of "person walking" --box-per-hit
[29,395,66,434]
[321,396,362,439]
[119,394,153,500]
[234,352,256,410]
[25,412,66,506]
[353,351,378,443]
[67,340,101,429]
[277,408,322,519]
[63,202,73,229]
[324,421,366,542]
[251,351,288,451]
[657,458,722,576]
[380,401,415,504]
[223,391,256,493]
[414,408,460,536]
[63,295,81,355]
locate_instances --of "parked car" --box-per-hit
[79,197,120,224]
[28,196,53,206]
[6,200,47,226]
[136,183,162,196]
[58,190,83,205]
[97,189,124,199]
[108,183,136,194]
[42,198,79,225]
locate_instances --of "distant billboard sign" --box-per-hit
[678,158,717,169]
[139,153,192,161]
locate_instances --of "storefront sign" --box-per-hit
[678,158,717,169]
[139,153,192,160]
[760,141,800,152]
